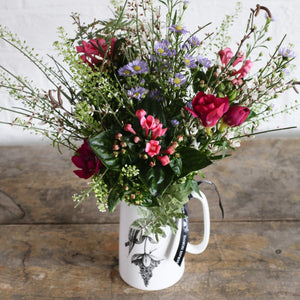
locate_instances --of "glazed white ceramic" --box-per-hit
[119,190,210,290]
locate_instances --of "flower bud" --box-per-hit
[134,136,141,143]
[177,135,183,142]
[115,133,122,140]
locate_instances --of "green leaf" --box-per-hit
[178,147,212,177]
[88,131,120,170]
[169,157,182,176]
[137,162,174,198]
[107,188,123,213]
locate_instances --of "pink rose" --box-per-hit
[156,155,170,166]
[185,91,229,127]
[222,105,250,127]
[145,140,161,157]
[72,140,103,179]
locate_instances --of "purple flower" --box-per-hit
[265,12,276,21]
[188,36,201,47]
[119,60,149,76]
[154,41,169,56]
[278,47,295,58]
[127,87,147,101]
[171,119,179,126]
[184,55,197,68]
[196,55,212,68]
[169,25,189,35]
[118,65,134,76]
[128,60,149,74]
[169,73,186,87]
[149,90,163,101]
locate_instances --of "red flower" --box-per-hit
[76,37,116,68]
[72,140,102,179]
[185,91,229,127]
[222,106,250,127]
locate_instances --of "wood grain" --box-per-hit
[0,222,299,300]
[0,138,299,224]
[0,138,299,299]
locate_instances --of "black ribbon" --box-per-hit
[173,203,189,266]
[173,180,224,266]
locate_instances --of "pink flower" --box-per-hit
[156,155,170,166]
[145,140,161,157]
[133,136,141,143]
[124,124,136,135]
[218,47,245,67]
[151,123,167,139]
[218,47,233,66]
[135,109,167,139]
[232,52,245,67]
[185,91,229,127]
[136,109,147,121]
[76,37,117,68]
[222,105,250,127]
[72,140,103,179]
[233,60,253,80]
[140,115,157,137]
[163,145,175,155]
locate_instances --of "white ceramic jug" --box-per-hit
[119,190,210,291]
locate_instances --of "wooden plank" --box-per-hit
[0,221,299,299]
[0,138,299,224]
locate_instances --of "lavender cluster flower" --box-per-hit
[278,47,296,58]
[118,60,149,76]
[169,73,186,87]
[169,25,189,35]
[127,87,147,101]
[149,90,163,101]
[197,55,212,68]
[184,55,197,68]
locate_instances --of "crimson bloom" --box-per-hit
[76,37,117,68]
[185,91,229,127]
[72,140,103,179]
[222,105,250,127]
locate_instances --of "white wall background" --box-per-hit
[0,0,299,145]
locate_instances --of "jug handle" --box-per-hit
[186,190,210,254]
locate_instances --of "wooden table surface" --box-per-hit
[0,137,299,299]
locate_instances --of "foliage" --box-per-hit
[0,1,299,238]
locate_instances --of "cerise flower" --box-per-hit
[76,37,117,68]
[222,105,250,127]
[72,140,103,179]
[185,91,229,127]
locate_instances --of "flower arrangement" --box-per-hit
[0,0,299,237]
